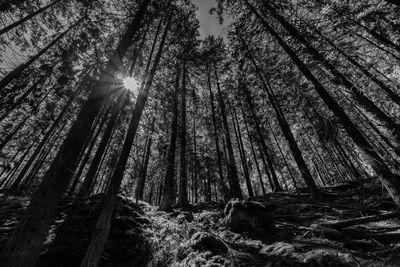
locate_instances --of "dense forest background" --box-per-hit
[0,0,400,266]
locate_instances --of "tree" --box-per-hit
[158,64,181,212]
[240,0,400,206]
[0,1,152,265]
[80,9,172,266]
[176,64,189,208]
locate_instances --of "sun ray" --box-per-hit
[123,77,140,95]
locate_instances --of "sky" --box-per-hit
[192,0,231,40]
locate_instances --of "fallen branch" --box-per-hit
[320,212,400,229]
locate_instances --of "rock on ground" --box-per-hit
[190,232,228,254]
[224,200,274,236]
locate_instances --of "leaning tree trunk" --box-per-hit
[0,76,46,123]
[80,11,171,267]
[78,92,128,197]
[240,35,319,197]
[334,7,400,52]
[240,78,282,191]
[0,80,63,151]
[0,134,40,189]
[242,0,400,206]
[263,2,400,143]
[314,28,400,108]
[0,17,85,92]
[17,122,67,195]
[0,0,62,35]
[0,1,152,266]
[68,108,109,196]
[7,88,80,195]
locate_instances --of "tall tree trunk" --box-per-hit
[18,145,52,194]
[206,64,229,201]
[7,89,79,195]
[266,118,298,190]
[0,17,85,92]
[230,102,253,198]
[0,117,29,152]
[0,0,62,35]
[242,104,266,195]
[0,1,151,265]
[243,0,400,206]
[0,135,40,189]
[11,121,63,195]
[158,64,181,212]
[192,109,199,203]
[128,22,152,76]
[135,118,155,201]
[0,80,62,152]
[78,92,128,197]
[213,62,242,199]
[0,150,21,181]
[18,122,67,195]
[80,10,171,267]
[240,79,282,191]
[177,64,189,207]
[68,108,109,196]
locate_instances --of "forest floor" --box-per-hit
[1,178,400,266]
[146,178,400,266]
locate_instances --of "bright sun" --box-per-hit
[123,77,140,95]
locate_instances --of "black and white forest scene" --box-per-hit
[1,0,400,266]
